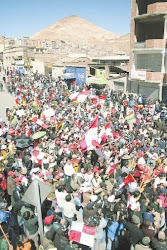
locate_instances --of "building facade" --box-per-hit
[90,55,129,91]
[3,46,35,73]
[130,0,167,101]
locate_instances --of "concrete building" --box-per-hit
[89,55,129,91]
[130,0,167,101]
[3,46,35,72]
[52,56,91,79]
[32,61,52,76]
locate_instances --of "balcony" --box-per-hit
[146,71,162,82]
[147,3,167,14]
[134,39,167,50]
[131,69,163,82]
[145,39,164,49]
[134,42,145,49]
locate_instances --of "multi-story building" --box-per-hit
[129,0,167,101]
[90,54,129,91]
[3,46,35,73]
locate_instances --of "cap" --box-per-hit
[107,195,115,203]
[43,215,54,225]
[1,145,6,150]
[158,231,165,241]
[21,168,27,175]
[14,177,21,183]
[142,236,150,246]
[132,215,140,224]
[8,171,15,177]
[90,195,98,202]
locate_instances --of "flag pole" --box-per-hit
[0,224,11,247]
[34,180,44,243]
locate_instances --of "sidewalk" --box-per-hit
[0,73,15,121]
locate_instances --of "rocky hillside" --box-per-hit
[30,15,130,55]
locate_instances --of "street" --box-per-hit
[0,73,15,121]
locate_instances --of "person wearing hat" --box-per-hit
[43,214,54,233]
[134,236,152,250]
[152,231,167,249]
[123,214,144,249]
[13,177,23,203]
[7,171,15,207]
[93,213,107,250]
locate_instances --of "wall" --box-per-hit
[32,61,45,74]
[130,0,137,70]
[65,66,86,86]
[130,80,159,100]
[52,66,64,79]
[114,81,124,91]
[136,53,162,72]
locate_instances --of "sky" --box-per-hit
[0,0,131,38]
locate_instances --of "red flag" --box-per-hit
[92,140,103,150]
[98,95,106,100]
[123,174,135,185]
[91,98,98,104]
[15,99,20,105]
[80,116,99,152]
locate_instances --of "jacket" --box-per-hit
[7,176,15,195]
[125,221,144,246]
[107,221,124,240]
[24,215,38,235]
[134,244,152,250]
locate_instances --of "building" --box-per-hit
[5,37,30,48]
[3,46,35,73]
[130,0,167,101]
[0,36,5,53]
[89,54,129,91]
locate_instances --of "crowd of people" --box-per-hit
[0,70,167,250]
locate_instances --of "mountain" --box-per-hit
[30,15,130,55]
[30,15,120,44]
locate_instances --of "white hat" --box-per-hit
[107,195,115,203]
[90,195,98,202]
[21,168,27,175]
[1,145,6,150]
[32,167,40,173]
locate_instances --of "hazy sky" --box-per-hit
[1,0,131,38]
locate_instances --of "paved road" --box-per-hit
[0,73,15,121]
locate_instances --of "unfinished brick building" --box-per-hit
[129,0,167,101]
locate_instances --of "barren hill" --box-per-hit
[30,15,120,44]
[30,15,130,55]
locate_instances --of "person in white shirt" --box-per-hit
[55,185,67,216]
[64,159,75,192]
[62,194,77,226]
